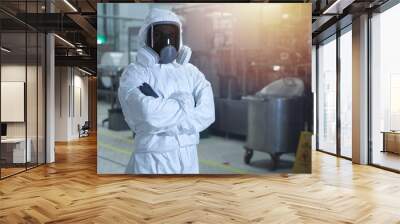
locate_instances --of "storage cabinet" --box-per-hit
[382,132,400,154]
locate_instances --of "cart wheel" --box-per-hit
[270,153,281,170]
[244,149,253,164]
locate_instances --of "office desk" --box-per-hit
[382,131,400,155]
[1,138,31,163]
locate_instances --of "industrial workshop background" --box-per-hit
[97,3,313,174]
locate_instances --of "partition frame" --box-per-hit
[0,1,47,180]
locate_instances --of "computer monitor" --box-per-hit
[1,123,7,137]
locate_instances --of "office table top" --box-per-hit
[1,138,30,143]
[381,131,400,134]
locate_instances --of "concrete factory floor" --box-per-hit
[97,101,295,174]
[98,127,295,174]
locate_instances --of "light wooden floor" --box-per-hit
[372,150,400,171]
[0,135,400,224]
[1,167,26,178]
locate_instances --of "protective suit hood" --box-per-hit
[137,8,191,66]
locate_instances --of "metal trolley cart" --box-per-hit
[243,78,307,169]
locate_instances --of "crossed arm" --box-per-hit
[118,66,215,135]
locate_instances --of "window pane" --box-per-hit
[318,37,337,154]
[340,29,352,158]
[371,3,400,171]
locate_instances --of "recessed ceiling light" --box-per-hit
[273,65,281,71]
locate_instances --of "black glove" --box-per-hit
[138,83,159,98]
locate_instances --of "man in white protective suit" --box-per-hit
[118,8,215,174]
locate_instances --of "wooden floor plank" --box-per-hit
[0,135,400,223]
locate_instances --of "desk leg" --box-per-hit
[382,133,386,153]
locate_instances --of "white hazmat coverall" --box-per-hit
[118,9,215,174]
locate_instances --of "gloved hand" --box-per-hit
[138,83,158,98]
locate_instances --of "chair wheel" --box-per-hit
[269,153,281,170]
[244,149,253,164]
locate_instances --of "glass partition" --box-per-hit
[0,1,46,179]
[1,31,28,177]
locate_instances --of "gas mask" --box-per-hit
[137,22,191,67]
[146,23,180,64]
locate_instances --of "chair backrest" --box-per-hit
[82,121,90,129]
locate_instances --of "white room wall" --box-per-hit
[1,65,26,146]
[54,67,89,141]
[1,64,46,164]
[1,65,35,138]
[54,66,69,141]
[70,73,89,138]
